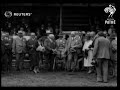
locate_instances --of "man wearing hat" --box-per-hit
[46,23,53,34]
[56,34,67,55]
[93,31,110,83]
[27,33,38,72]
[2,32,13,71]
[66,31,82,72]
[109,33,117,78]
[44,34,57,71]
[12,30,27,71]
[56,34,67,69]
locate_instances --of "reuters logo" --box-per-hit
[4,11,12,18]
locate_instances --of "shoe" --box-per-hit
[29,67,33,71]
[33,69,37,74]
[97,80,103,82]
[97,78,103,82]
[16,68,20,71]
[103,81,108,83]
[88,70,92,74]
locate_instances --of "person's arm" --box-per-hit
[10,37,13,49]
[112,40,117,52]
[12,38,16,54]
[44,39,52,50]
[93,38,99,58]
[73,38,82,48]
[66,38,70,51]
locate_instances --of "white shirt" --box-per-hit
[82,40,93,51]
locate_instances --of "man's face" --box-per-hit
[59,36,63,39]
[31,35,35,39]
[18,33,23,37]
[51,36,54,40]
[20,28,24,31]
[71,34,75,37]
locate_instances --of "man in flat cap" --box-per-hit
[12,30,27,71]
[27,33,38,72]
[44,34,57,71]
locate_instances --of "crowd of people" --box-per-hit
[1,23,117,83]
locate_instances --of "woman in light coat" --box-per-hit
[82,33,93,73]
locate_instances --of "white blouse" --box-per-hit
[82,40,93,51]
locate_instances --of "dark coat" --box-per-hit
[93,36,110,59]
[12,36,26,54]
[44,38,56,53]
[27,38,38,54]
[110,39,117,61]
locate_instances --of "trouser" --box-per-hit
[44,51,55,70]
[16,53,25,70]
[96,58,109,82]
[112,61,117,77]
[67,52,78,71]
[39,51,44,64]
[2,51,12,71]
[29,53,37,70]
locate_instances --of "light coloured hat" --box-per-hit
[71,31,76,35]
[18,30,23,34]
[31,32,35,36]
[89,31,95,36]
[5,32,9,36]
[81,31,85,34]
[48,34,54,38]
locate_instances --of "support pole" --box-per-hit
[60,4,62,34]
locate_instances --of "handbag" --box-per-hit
[36,45,45,52]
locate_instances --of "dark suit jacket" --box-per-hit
[1,40,5,55]
[93,36,110,59]
[27,38,38,54]
[2,37,13,50]
[44,38,56,53]
[12,36,26,54]
[110,39,117,61]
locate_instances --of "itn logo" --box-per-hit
[104,4,116,24]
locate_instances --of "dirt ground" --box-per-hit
[1,70,117,87]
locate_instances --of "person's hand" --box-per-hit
[92,57,96,61]
[12,52,16,56]
[25,53,29,57]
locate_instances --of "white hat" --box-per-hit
[46,30,51,34]
[81,31,85,34]
[71,31,76,35]
[18,30,23,34]
[48,34,54,38]
[31,33,35,36]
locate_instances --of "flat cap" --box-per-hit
[18,30,23,34]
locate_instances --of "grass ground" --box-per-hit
[1,70,117,87]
